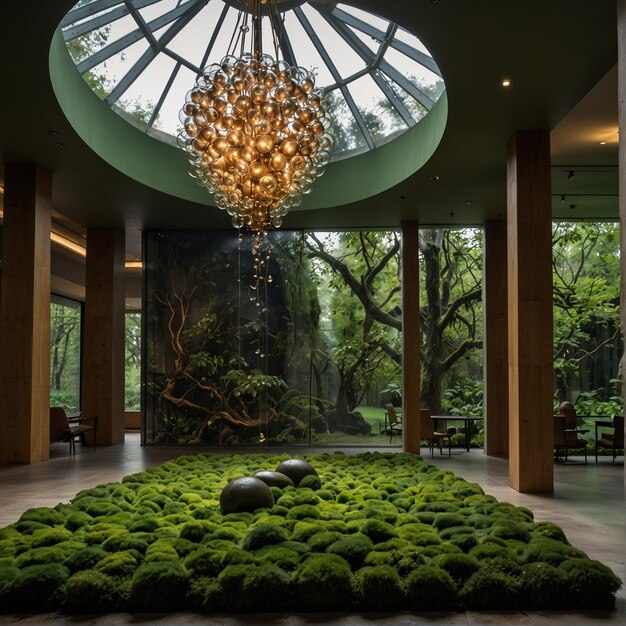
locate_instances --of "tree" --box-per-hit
[306,231,402,425]
[552,222,621,406]
[65,6,160,127]
[419,229,483,413]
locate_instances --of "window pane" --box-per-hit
[125,312,142,411]
[50,295,82,413]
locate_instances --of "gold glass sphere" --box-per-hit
[179,53,334,231]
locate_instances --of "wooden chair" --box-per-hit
[420,409,452,456]
[50,407,98,455]
[553,414,587,463]
[385,403,403,443]
[596,416,624,464]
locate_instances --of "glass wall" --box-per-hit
[125,312,141,411]
[50,295,82,413]
[144,230,408,446]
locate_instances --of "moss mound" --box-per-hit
[0,451,620,614]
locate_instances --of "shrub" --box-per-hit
[395,550,426,578]
[19,508,65,527]
[242,523,289,551]
[356,565,404,610]
[489,519,531,542]
[307,531,343,552]
[460,566,520,610]
[242,563,292,612]
[64,511,93,532]
[530,521,568,543]
[16,546,66,567]
[431,553,481,585]
[293,554,354,611]
[62,570,117,613]
[94,551,139,578]
[255,546,300,571]
[184,549,225,577]
[520,562,567,609]
[469,542,517,562]
[558,558,622,610]
[405,565,458,610]
[432,513,465,530]
[286,504,320,521]
[8,563,70,611]
[102,534,149,555]
[326,533,373,570]
[359,519,397,543]
[130,561,190,611]
[64,546,107,573]
[522,538,585,566]
[144,539,178,563]
[128,515,161,533]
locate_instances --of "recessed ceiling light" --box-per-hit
[465,200,473,206]
[600,141,606,145]
[400,195,407,200]
[47,130,59,136]
[431,175,440,182]
[501,79,512,87]
[56,142,66,149]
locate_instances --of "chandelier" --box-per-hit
[178,0,334,232]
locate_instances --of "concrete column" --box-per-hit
[507,131,554,492]
[0,163,51,464]
[484,219,509,457]
[401,221,421,452]
[82,228,125,445]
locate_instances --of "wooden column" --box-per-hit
[401,221,421,452]
[507,131,554,492]
[618,0,626,492]
[0,164,51,465]
[484,219,509,457]
[82,228,125,445]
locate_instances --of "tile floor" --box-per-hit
[0,435,623,626]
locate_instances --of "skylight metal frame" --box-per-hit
[62,0,444,154]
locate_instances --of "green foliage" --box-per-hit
[431,552,480,585]
[558,558,622,610]
[356,565,404,610]
[130,561,190,612]
[8,563,70,611]
[405,565,458,610]
[242,523,289,551]
[293,553,354,611]
[63,570,118,613]
[326,533,373,570]
[19,507,65,527]
[460,565,520,610]
[0,451,619,614]
[64,546,107,573]
[519,562,568,609]
[522,538,586,566]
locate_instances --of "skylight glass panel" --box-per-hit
[61,0,445,158]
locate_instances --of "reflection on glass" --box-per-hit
[50,295,82,414]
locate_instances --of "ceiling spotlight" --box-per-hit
[567,170,574,179]
[501,79,512,87]
[600,141,606,145]
[431,175,440,182]
[560,195,565,203]
[465,200,473,206]
[47,130,59,136]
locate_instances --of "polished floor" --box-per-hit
[0,435,623,625]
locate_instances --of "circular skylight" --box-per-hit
[61,0,444,160]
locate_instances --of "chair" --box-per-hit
[596,416,624,464]
[50,407,98,455]
[553,414,587,463]
[420,409,452,456]
[385,403,403,443]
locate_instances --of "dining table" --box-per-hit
[431,415,483,452]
